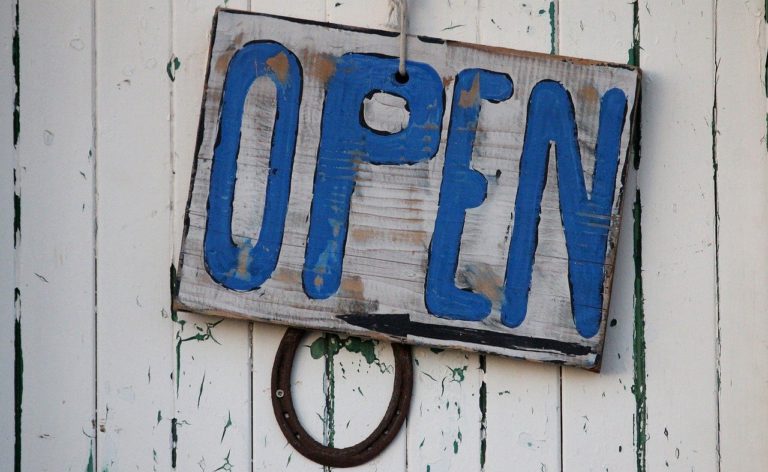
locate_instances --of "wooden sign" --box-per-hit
[176,9,639,370]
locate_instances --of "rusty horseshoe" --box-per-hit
[271,328,413,468]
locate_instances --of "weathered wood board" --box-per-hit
[176,9,639,369]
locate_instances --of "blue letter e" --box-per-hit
[425,69,513,321]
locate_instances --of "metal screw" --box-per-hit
[275,389,285,398]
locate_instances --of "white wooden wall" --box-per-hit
[1,1,767,471]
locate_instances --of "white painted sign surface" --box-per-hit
[176,10,639,368]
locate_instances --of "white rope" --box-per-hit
[396,0,408,77]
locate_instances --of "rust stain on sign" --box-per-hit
[266,52,290,83]
[458,73,482,108]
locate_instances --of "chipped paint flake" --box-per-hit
[166,55,181,82]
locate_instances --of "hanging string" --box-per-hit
[395,0,408,80]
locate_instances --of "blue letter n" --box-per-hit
[503,81,627,338]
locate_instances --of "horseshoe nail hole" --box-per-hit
[361,91,410,135]
[394,71,409,84]
[283,413,290,419]
[275,389,285,398]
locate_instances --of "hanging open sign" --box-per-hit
[176,9,640,370]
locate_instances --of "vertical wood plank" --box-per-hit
[16,0,96,470]
[329,336,406,472]
[248,2,331,470]
[715,1,768,470]
[639,1,719,470]
[479,1,563,471]
[558,2,638,470]
[171,1,254,470]
[95,2,174,470]
[408,349,483,471]
[322,6,410,471]
[400,3,484,470]
[252,326,330,471]
[0,2,16,471]
[173,315,253,471]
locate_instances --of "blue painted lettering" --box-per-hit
[302,54,444,299]
[425,69,513,321]
[502,81,627,337]
[204,41,302,291]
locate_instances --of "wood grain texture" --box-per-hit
[176,9,639,368]
[251,324,325,471]
[172,1,255,470]
[480,2,564,471]
[559,2,639,471]
[318,6,410,471]
[715,1,768,469]
[95,2,174,470]
[16,1,97,470]
[639,1,720,470]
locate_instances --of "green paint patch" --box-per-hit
[629,1,642,171]
[628,1,641,67]
[310,333,390,372]
[310,333,342,358]
[548,1,556,55]
[13,0,19,146]
[169,265,179,322]
[441,24,465,31]
[14,288,22,472]
[166,56,181,82]
[448,365,467,382]
[213,450,233,471]
[343,336,377,364]
[325,335,336,450]
[171,418,178,469]
[175,319,222,394]
[309,334,340,455]
[429,347,444,354]
[197,372,206,408]
[157,410,162,425]
[220,411,232,443]
[14,189,20,248]
[86,442,94,472]
[479,356,487,470]
[632,191,647,472]
[440,365,468,396]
